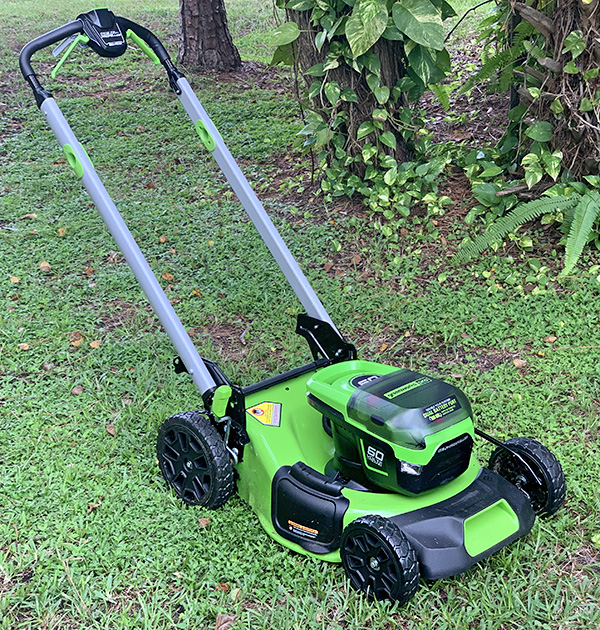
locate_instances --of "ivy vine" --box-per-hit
[271,0,457,234]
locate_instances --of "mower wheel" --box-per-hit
[489,437,566,517]
[340,514,420,604]
[157,411,234,509]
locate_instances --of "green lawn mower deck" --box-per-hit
[21,9,567,605]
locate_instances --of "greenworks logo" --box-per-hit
[384,376,432,400]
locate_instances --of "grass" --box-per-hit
[1,1,600,629]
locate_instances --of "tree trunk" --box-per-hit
[289,8,412,175]
[179,0,241,72]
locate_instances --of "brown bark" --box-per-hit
[289,8,412,173]
[179,0,241,72]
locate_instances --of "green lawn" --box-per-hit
[1,2,599,629]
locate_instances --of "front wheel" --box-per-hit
[489,437,566,517]
[340,514,420,604]
[157,410,234,509]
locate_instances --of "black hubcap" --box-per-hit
[161,426,212,503]
[493,451,548,513]
[344,530,399,600]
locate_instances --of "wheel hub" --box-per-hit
[369,557,380,571]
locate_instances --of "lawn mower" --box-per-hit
[20,9,567,604]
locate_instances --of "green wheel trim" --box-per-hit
[195,120,216,152]
[63,144,85,179]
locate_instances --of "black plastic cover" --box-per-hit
[272,462,349,554]
[389,467,536,579]
[78,9,127,58]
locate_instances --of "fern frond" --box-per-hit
[560,191,600,276]
[460,47,518,94]
[453,195,579,264]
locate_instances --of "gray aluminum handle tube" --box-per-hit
[39,97,218,396]
[175,77,336,330]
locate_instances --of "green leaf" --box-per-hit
[562,30,585,60]
[550,97,564,117]
[525,121,553,142]
[270,44,294,66]
[384,167,398,185]
[340,87,358,102]
[407,44,438,85]
[286,0,313,8]
[480,165,503,179]
[583,68,599,81]
[540,150,563,181]
[308,81,321,100]
[315,30,327,52]
[528,87,541,99]
[392,0,444,51]
[429,83,450,110]
[345,0,389,58]
[324,81,341,105]
[379,131,397,149]
[366,73,380,91]
[382,19,404,40]
[306,63,325,76]
[580,97,594,112]
[524,163,543,189]
[584,176,600,189]
[561,192,600,275]
[270,22,301,46]
[374,85,390,104]
[564,61,579,74]
[357,121,375,139]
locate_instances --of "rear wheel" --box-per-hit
[340,514,419,603]
[157,411,234,509]
[489,437,566,517]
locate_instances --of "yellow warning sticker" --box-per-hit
[246,402,282,427]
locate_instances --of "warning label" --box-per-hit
[423,395,460,424]
[288,520,318,539]
[246,402,282,427]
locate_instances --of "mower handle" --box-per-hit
[19,9,183,108]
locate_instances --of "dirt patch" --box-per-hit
[187,315,253,362]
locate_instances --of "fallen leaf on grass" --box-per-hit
[215,613,237,630]
[19,213,37,220]
[162,272,174,282]
[324,262,333,272]
[350,254,361,265]
[39,261,51,273]
[70,331,85,347]
[87,501,102,514]
[10,276,20,283]
[17,343,30,351]
[106,424,116,436]
[89,340,101,349]
[71,385,84,395]
[379,343,388,352]
[58,228,66,236]
[215,583,230,592]
[159,234,168,243]
[544,335,557,344]
[173,571,184,579]
[192,288,202,297]
[513,358,527,369]
[83,266,94,276]
[198,517,211,529]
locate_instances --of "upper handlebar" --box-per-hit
[19,20,83,81]
[19,9,184,108]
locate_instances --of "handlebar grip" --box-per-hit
[19,20,83,80]
[116,17,171,65]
